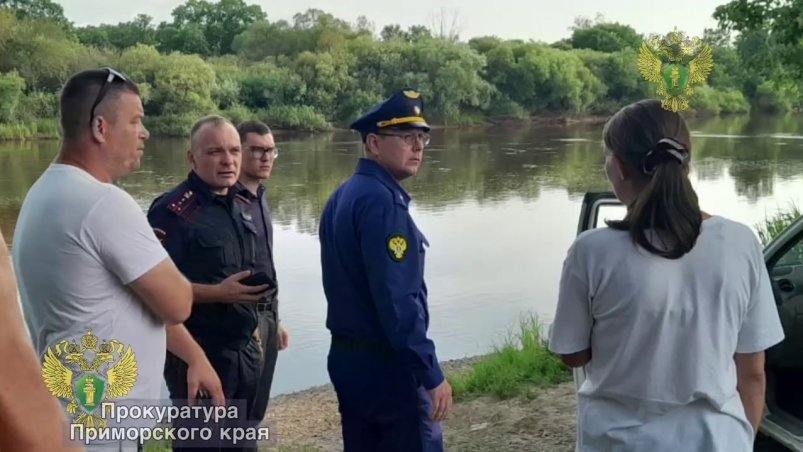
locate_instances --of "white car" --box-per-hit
[570,191,803,451]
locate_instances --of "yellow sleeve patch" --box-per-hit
[387,234,408,262]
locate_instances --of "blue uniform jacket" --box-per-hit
[319,158,444,390]
[147,171,260,348]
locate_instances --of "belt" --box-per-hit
[331,335,395,353]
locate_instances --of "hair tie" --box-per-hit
[642,138,689,175]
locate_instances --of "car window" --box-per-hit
[776,235,803,267]
[594,204,627,229]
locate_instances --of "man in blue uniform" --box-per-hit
[319,89,453,452]
[233,120,290,424]
[148,115,271,451]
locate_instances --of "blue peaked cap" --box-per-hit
[349,88,431,137]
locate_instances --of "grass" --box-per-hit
[447,314,570,401]
[756,201,802,246]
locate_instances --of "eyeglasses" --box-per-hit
[89,67,127,128]
[376,132,431,146]
[247,146,279,159]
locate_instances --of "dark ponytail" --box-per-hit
[603,100,702,259]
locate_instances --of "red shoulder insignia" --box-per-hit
[166,190,198,219]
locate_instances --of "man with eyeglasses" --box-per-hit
[232,120,289,426]
[12,68,221,451]
[319,88,452,452]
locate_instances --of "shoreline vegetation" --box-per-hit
[0,114,617,142]
[1,1,801,142]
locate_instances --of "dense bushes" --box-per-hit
[0,2,799,140]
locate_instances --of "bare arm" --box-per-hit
[0,232,80,451]
[559,348,592,368]
[165,325,225,406]
[735,351,766,435]
[191,283,223,303]
[129,258,192,324]
[166,324,208,367]
[191,271,270,304]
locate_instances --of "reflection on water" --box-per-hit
[1,113,802,394]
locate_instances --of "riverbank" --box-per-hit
[0,114,608,142]
[258,316,578,451]
[0,110,757,142]
[257,357,787,452]
[261,355,578,452]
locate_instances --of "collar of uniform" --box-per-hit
[186,170,235,204]
[234,181,265,202]
[355,158,411,206]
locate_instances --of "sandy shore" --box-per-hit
[260,356,577,452]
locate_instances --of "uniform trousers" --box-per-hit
[250,308,279,422]
[327,339,444,452]
[164,336,261,451]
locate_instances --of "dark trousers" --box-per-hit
[164,337,262,451]
[250,309,279,422]
[327,341,444,452]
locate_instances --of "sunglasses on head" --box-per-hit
[89,67,127,128]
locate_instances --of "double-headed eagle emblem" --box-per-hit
[638,28,714,112]
[42,329,137,429]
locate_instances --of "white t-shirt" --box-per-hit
[12,164,169,446]
[549,215,785,451]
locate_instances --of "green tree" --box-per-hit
[570,23,643,53]
[0,71,25,122]
[167,0,265,55]
[237,62,306,110]
[403,39,493,122]
[0,18,90,91]
[715,0,802,77]
[151,53,216,115]
[574,48,651,111]
[485,42,605,114]
[156,22,210,55]
[0,0,67,24]
[292,50,352,116]
[76,14,157,50]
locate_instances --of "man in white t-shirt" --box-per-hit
[12,68,224,451]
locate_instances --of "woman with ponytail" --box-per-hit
[548,99,785,451]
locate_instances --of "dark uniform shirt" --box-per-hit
[234,182,278,305]
[319,158,444,390]
[147,170,260,348]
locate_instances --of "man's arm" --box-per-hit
[190,271,269,304]
[735,351,766,436]
[129,259,192,324]
[357,193,444,390]
[90,190,192,324]
[559,349,592,368]
[0,230,79,451]
[165,325,225,406]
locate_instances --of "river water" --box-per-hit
[1,113,801,395]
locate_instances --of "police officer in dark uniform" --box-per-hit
[148,115,270,451]
[319,89,453,452]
